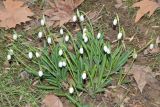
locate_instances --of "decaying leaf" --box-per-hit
[125,64,159,92]
[133,0,160,23]
[0,0,34,29]
[42,94,63,107]
[45,0,84,27]
[115,0,123,8]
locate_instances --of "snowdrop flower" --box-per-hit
[83,36,88,43]
[149,44,154,49]
[69,86,74,94]
[60,28,64,35]
[62,61,67,67]
[7,54,11,60]
[83,28,87,33]
[40,19,45,26]
[47,37,52,44]
[28,52,33,59]
[72,15,77,22]
[80,15,84,22]
[97,32,101,39]
[9,49,14,55]
[58,61,63,68]
[79,47,84,54]
[38,70,43,77]
[117,32,123,40]
[35,52,41,58]
[82,72,87,80]
[65,35,69,42]
[103,46,111,54]
[38,32,43,38]
[113,18,118,26]
[58,49,63,56]
[132,50,137,59]
[13,34,17,40]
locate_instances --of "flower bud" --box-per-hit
[58,49,63,56]
[117,32,123,40]
[149,44,154,49]
[40,19,45,26]
[60,28,64,35]
[97,32,101,39]
[62,61,66,67]
[38,32,43,38]
[79,47,84,54]
[132,49,137,59]
[82,72,87,80]
[103,46,111,54]
[83,36,88,43]
[113,18,118,26]
[9,49,14,55]
[7,54,11,60]
[69,86,74,94]
[47,37,52,44]
[38,70,43,77]
[80,15,84,22]
[58,61,63,68]
[65,35,69,42]
[36,52,41,58]
[72,15,77,22]
[28,52,33,59]
[13,34,17,40]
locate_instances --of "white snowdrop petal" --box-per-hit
[117,32,123,40]
[72,15,77,22]
[103,46,111,54]
[69,87,74,94]
[97,32,101,39]
[47,37,52,44]
[13,34,17,40]
[60,28,64,35]
[83,28,87,33]
[38,71,43,77]
[36,52,41,58]
[149,44,154,49]
[41,19,45,26]
[58,49,63,56]
[62,61,66,67]
[7,54,11,60]
[58,61,63,68]
[84,36,88,43]
[28,52,33,59]
[38,32,43,38]
[79,47,84,54]
[113,18,118,26]
[82,72,87,80]
[9,49,14,55]
[80,15,84,22]
[65,35,69,42]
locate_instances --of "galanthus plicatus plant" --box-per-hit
[8,11,132,106]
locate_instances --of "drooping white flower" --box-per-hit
[83,36,88,43]
[62,61,67,67]
[72,15,77,22]
[40,19,45,26]
[83,28,87,33]
[82,32,87,39]
[9,49,14,55]
[58,49,63,56]
[38,70,43,77]
[36,52,41,58]
[13,34,17,40]
[7,54,11,60]
[103,46,111,54]
[69,86,74,94]
[79,47,84,54]
[58,61,63,68]
[97,32,101,39]
[65,35,69,42]
[113,18,118,26]
[38,32,43,38]
[60,28,64,35]
[28,52,33,59]
[117,32,123,40]
[47,37,52,44]
[149,44,154,49]
[80,15,84,22]
[81,72,87,80]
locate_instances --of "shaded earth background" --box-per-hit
[0,0,160,107]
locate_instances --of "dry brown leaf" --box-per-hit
[115,0,123,8]
[125,64,159,92]
[133,0,160,23]
[42,94,63,107]
[0,0,34,29]
[45,0,84,27]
